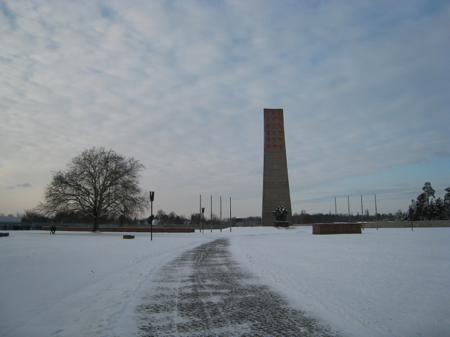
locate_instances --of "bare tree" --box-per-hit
[41,147,147,231]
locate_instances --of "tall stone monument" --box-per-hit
[262,108,292,226]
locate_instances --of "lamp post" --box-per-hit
[220,196,222,232]
[347,195,350,216]
[201,207,205,233]
[148,191,155,241]
[210,195,213,233]
[374,194,378,230]
[229,197,232,232]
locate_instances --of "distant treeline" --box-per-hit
[21,210,142,225]
[291,212,403,224]
[19,209,405,226]
[20,209,228,227]
[408,182,450,220]
[19,182,450,226]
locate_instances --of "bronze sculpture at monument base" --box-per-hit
[272,206,290,227]
[274,221,289,227]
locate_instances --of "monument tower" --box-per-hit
[262,108,292,226]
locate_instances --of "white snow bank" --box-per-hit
[0,230,214,337]
[230,227,450,337]
[2,227,449,337]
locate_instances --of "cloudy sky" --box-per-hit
[1,0,450,217]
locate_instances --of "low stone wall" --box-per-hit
[363,220,450,228]
[297,220,450,229]
[313,223,362,235]
[0,223,196,233]
[43,226,195,233]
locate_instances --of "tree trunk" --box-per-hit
[93,216,99,232]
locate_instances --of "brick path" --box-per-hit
[138,239,339,337]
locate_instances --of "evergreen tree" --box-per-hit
[444,187,450,218]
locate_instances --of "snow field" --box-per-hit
[0,231,215,337]
[1,227,449,337]
[230,227,450,337]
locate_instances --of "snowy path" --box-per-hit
[138,238,337,337]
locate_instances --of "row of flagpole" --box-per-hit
[334,194,378,217]
[199,194,232,233]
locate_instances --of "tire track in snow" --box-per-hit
[138,238,340,337]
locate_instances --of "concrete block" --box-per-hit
[313,223,362,235]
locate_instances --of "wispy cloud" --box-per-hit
[1,0,449,215]
[0,1,16,29]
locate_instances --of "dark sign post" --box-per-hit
[229,197,232,232]
[201,207,205,233]
[148,191,155,241]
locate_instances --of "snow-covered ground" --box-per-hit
[0,231,215,337]
[231,227,450,337]
[1,227,449,337]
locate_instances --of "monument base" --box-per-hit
[274,221,289,228]
[312,223,361,235]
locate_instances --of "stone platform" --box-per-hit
[312,223,361,235]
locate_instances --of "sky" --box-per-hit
[1,0,450,218]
